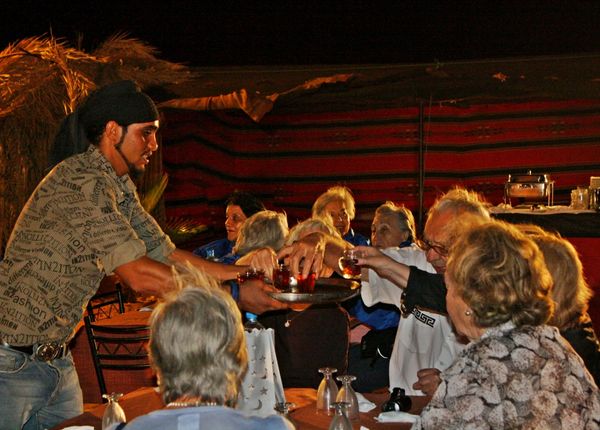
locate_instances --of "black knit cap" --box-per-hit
[49,80,159,168]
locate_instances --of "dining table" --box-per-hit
[51,386,429,429]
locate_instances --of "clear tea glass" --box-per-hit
[338,249,361,280]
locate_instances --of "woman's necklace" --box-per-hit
[166,399,220,408]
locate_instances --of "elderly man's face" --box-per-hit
[422,210,452,274]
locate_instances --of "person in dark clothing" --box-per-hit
[193,191,266,261]
[526,226,600,386]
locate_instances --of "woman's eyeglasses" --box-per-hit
[419,238,449,257]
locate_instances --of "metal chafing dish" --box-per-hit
[505,170,554,206]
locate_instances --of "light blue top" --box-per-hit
[106,406,294,430]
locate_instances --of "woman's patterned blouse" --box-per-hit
[413,322,600,429]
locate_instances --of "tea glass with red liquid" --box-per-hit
[273,263,291,290]
[296,272,316,293]
[338,249,361,280]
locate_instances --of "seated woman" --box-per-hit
[107,266,293,430]
[233,210,289,266]
[340,202,414,342]
[194,191,266,261]
[312,185,369,246]
[259,217,350,388]
[414,220,600,429]
[523,226,600,386]
[358,202,465,395]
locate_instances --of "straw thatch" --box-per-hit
[0,34,195,254]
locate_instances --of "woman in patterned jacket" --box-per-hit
[414,220,600,429]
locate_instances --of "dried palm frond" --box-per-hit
[91,33,194,88]
[164,216,209,246]
[140,172,169,213]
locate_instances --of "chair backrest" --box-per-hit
[84,315,151,399]
[86,283,126,322]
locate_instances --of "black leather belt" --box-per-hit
[8,343,68,361]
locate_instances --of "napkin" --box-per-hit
[375,411,420,423]
[355,392,376,412]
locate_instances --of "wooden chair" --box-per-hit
[86,283,125,322]
[83,315,151,399]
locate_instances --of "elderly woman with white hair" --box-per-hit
[107,266,294,430]
[233,210,289,266]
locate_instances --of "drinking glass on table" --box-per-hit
[102,392,126,430]
[316,367,339,415]
[335,375,359,420]
[328,402,353,430]
[338,249,361,280]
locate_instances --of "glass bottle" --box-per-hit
[316,367,338,415]
[335,375,359,420]
[328,402,353,430]
[102,392,126,430]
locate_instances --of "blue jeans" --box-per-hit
[0,345,83,430]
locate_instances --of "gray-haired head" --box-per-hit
[372,201,416,247]
[149,265,247,405]
[429,186,490,220]
[233,210,289,255]
[285,217,340,246]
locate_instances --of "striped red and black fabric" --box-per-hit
[160,99,600,236]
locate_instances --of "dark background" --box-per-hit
[2,0,600,67]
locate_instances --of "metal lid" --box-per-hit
[507,170,550,183]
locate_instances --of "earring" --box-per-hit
[465,310,472,316]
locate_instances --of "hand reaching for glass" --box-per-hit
[237,247,279,280]
[277,231,327,280]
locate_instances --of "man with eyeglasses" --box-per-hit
[355,187,490,314]
[278,187,490,395]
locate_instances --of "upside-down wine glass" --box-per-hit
[101,392,126,430]
[316,367,338,415]
[335,375,359,420]
[328,402,353,430]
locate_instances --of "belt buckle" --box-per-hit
[35,343,62,361]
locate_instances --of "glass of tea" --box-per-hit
[296,272,316,293]
[273,262,291,290]
[338,249,361,280]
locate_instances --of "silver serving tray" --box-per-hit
[269,278,360,304]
